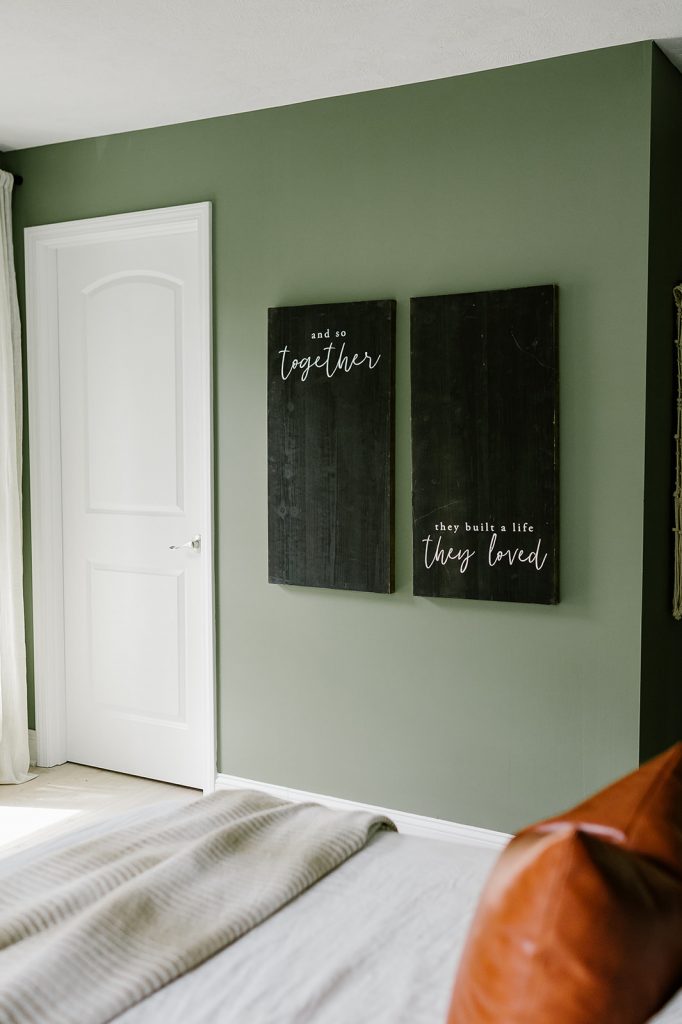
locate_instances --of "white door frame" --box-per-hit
[24,203,216,793]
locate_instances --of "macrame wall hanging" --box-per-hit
[673,284,682,619]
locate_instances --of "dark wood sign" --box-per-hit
[268,299,395,593]
[411,285,558,604]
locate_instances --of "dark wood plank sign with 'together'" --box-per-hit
[268,299,396,593]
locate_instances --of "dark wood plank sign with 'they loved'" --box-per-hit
[268,299,396,593]
[411,285,558,604]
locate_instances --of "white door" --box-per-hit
[26,205,214,791]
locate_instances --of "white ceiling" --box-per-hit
[2,0,682,152]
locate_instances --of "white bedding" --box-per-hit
[2,801,681,1024]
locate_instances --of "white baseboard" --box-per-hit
[28,729,37,766]
[215,772,510,850]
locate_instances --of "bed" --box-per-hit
[0,789,681,1024]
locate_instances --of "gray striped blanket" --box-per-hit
[0,789,394,1024]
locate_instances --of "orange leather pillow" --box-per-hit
[527,741,682,875]
[447,743,682,1024]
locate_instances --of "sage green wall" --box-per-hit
[6,44,655,832]
[640,45,682,759]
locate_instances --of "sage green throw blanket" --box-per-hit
[0,790,394,1024]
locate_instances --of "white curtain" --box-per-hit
[0,169,32,784]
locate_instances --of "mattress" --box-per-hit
[1,801,681,1024]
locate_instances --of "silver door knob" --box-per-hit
[170,534,201,551]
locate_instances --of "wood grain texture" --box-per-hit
[268,300,395,593]
[411,285,558,604]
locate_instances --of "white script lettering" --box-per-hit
[488,532,548,571]
[279,342,381,382]
[422,534,475,574]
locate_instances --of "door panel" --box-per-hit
[84,275,183,514]
[89,563,185,721]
